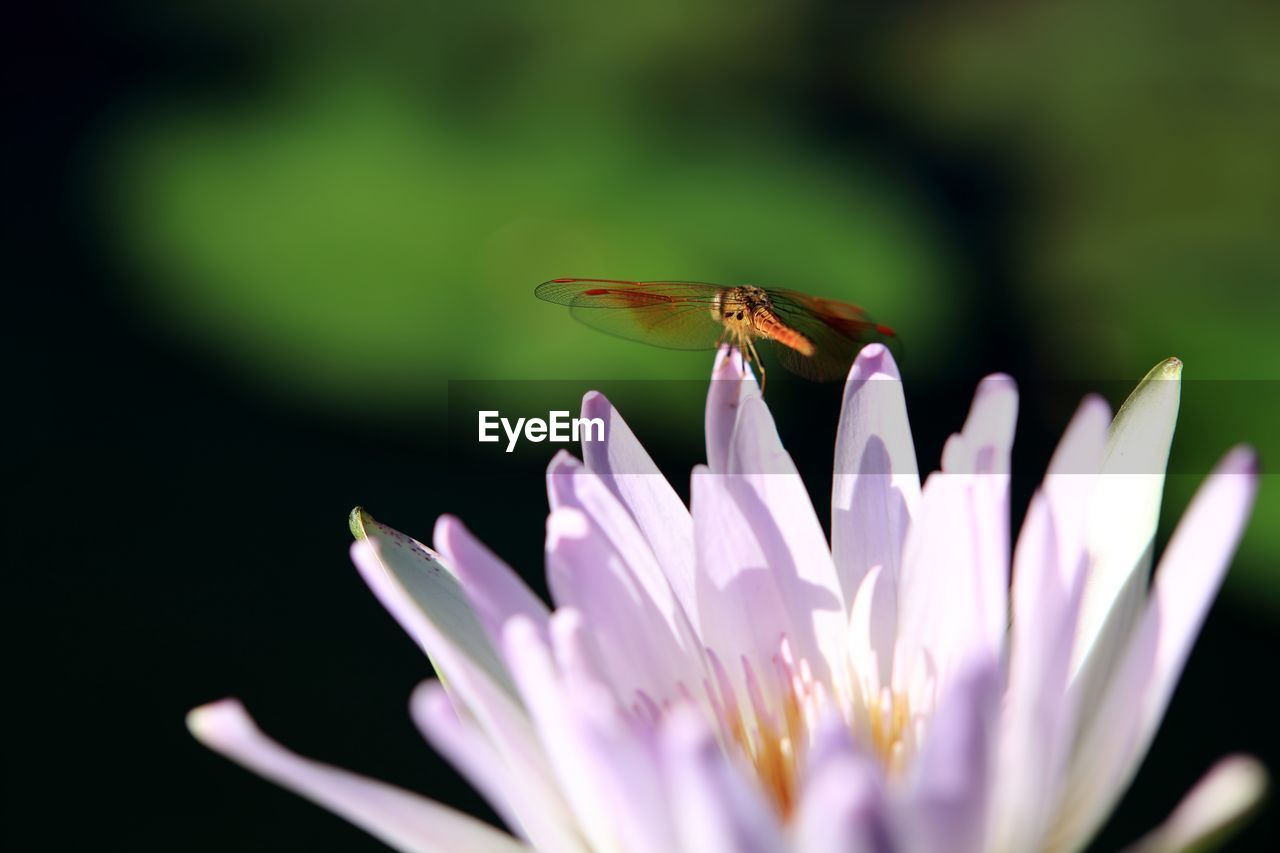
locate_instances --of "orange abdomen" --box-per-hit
[753,310,815,356]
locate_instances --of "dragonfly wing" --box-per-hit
[763,327,865,380]
[568,301,725,350]
[537,279,727,350]
[763,289,896,381]
[536,279,724,306]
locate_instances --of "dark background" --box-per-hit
[10,1,1278,850]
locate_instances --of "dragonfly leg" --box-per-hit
[730,334,748,377]
[746,337,765,393]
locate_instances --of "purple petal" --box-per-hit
[897,375,1017,701]
[502,615,677,853]
[187,699,527,853]
[661,706,784,853]
[691,467,845,697]
[1126,755,1267,853]
[993,396,1107,849]
[1055,446,1258,849]
[544,504,705,705]
[547,452,700,651]
[711,368,849,681]
[579,391,698,632]
[702,347,846,672]
[797,720,897,853]
[731,397,848,649]
[908,662,1001,853]
[996,493,1085,851]
[705,346,757,474]
[410,682,585,852]
[1073,358,1182,689]
[350,515,515,699]
[350,538,572,833]
[1042,395,1111,591]
[832,343,922,602]
[433,515,549,654]
[846,564,897,695]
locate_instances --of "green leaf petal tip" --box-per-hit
[349,506,372,541]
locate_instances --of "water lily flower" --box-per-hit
[189,346,1264,852]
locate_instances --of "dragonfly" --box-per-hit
[535,278,896,390]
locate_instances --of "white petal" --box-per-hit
[704,345,845,670]
[549,611,679,853]
[994,395,1109,851]
[996,491,1086,852]
[410,682,586,853]
[1137,447,1257,749]
[691,467,845,699]
[579,391,699,634]
[1124,756,1267,853]
[705,345,757,474]
[544,504,704,705]
[502,615,676,853]
[350,511,516,700]
[726,390,848,677]
[907,662,1001,853]
[350,537,574,838]
[832,343,922,603]
[662,706,785,853]
[1053,447,1258,850]
[1072,358,1182,683]
[796,721,896,853]
[547,451,701,667]
[846,564,897,696]
[433,515,549,654]
[1042,394,1112,591]
[187,699,526,853]
[896,375,1017,701]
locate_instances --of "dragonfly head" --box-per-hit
[715,286,758,334]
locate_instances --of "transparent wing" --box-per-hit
[762,289,897,381]
[535,278,728,306]
[535,278,726,350]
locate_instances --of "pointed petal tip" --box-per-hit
[847,341,902,382]
[431,514,475,558]
[581,389,610,416]
[1112,357,1184,435]
[187,697,252,745]
[1079,392,1111,417]
[549,605,586,635]
[1130,754,1267,853]
[349,506,372,541]
[662,703,715,753]
[712,345,753,381]
[1151,356,1183,380]
[432,512,458,540]
[977,371,1017,391]
[547,448,581,476]
[408,678,451,721]
[499,613,542,654]
[1221,444,1259,478]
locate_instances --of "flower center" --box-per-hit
[865,685,912,776]
[682,637,919,819]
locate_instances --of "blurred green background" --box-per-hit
[11,0,1278,850]
[101,0,1279,603]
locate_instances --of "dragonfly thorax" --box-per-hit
[711,286,771,336]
